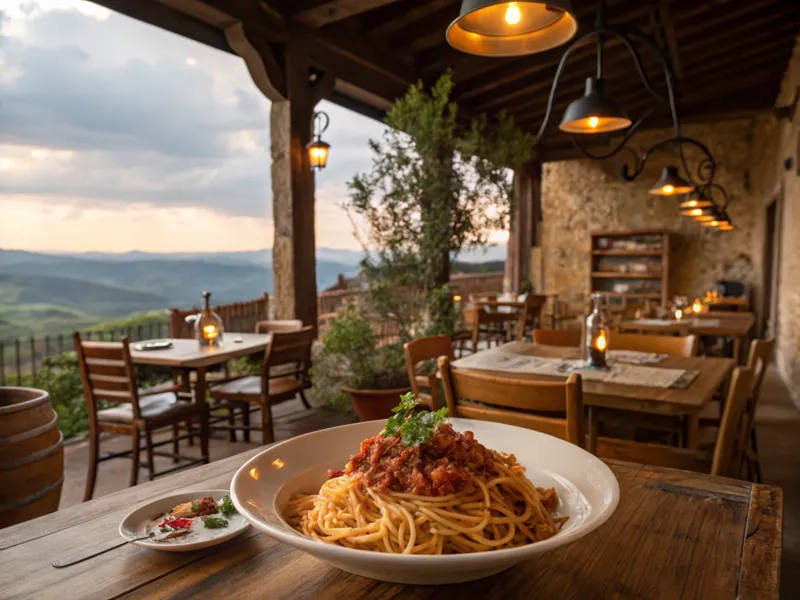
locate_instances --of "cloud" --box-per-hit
[0,1,386,247]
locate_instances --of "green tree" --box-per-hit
[346,71,533,333]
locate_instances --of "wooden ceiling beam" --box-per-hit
[368,0,455,38]
[288,0,404,28]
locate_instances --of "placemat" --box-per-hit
[452,348,698,389]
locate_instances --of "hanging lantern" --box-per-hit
[446,1,578,57]
[307,111,331,171]
[649,166,694,196]
[559,77,632,134]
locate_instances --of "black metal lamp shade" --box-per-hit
[559,78,632,134]
[690,206,717,222]
[678,190,713,210]
[446,0,578,57]
[649,166,694,196]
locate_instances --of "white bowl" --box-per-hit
[230,419,619,585]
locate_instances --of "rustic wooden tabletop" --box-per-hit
[0,447,781,600]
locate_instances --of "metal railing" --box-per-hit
[0,321,169,385]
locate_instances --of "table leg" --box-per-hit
[194,368,210,463]
[685,415,700,450]
[733,336,743,364]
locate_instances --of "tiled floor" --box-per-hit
[58,369,800,595]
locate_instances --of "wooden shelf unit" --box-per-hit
[590,230,670,306]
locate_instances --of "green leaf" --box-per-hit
[382,392,448,447]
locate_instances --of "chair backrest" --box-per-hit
[403,335,454,410]
[740,338,775,445]
[533,328,582,347]
[169,292,269,339]
[517,295,548,340]
[263,326,316,383]
[438,356,587,449]
[73,333,140,421]
[610,332,698,357]
[711,366,755,477]
[255,319,303,334]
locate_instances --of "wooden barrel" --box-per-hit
[0,387,64,529]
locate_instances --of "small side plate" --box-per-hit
[132,340,173,351]
[119,489,249,552]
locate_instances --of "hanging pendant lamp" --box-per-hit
[678,190,713,210]
[446,1,578,57]
[649,167,693,196]
[559,77,631,134]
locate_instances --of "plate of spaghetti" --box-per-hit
[230,395,619,585]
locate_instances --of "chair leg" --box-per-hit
[242,403,251,443]
[184,417,194,446]
[299,390,312,410]
[261,402,275,445]
[171,423,180,463]
[129,429,140,488]
[83,429,100,502]
[200,408,210,465]
[228,404,238,443]
[750,428,763,483]
[144,429,156,481]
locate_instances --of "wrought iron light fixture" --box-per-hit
[681,184,735,231]
[678,189,714,210]
[446,1,579,57]
[307,111,330,171]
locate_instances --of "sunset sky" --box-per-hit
[0,0,388,253]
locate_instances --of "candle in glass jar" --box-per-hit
[203,324,219,340]
[692,299,703,314]
[590,330,608,368]
[675,308,683,321]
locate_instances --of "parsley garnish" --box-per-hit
[203,516,229,529]
[191,502,199,512]
[219,495,237,517]
[382,392,448,447]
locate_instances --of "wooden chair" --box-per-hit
[517,295,548,341]
[610,332,699,357]
[438,356,595,451]
[596,366,754,478]
[74,333,209,501]
[403,335,454,410]
[467,304,516,352]
[533,328,583,347]
[209,326,315,444]
[255,319,303,334]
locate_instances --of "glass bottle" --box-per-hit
[585,293,608,368]
[196,291,224,347]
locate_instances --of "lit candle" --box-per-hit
[692,299,703,314]
[590,329,608,368]
[675,308,683,321]
[203,324,218,340]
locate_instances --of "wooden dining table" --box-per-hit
[453,341,736,448]
[130,332,271,404]
[0,447,781,599]
[618,313,755,363]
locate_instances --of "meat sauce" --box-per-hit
[327,424,500,496]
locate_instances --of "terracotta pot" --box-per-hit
[0,387,64,529]
[341,386,411,422]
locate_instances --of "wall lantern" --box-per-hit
[307,111,331,171]
[446,1,579,57]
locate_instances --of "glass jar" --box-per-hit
[195,291,224,347]
[585,293,608,368]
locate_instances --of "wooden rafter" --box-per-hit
[289,0,404,28]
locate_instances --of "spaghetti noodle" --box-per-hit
[284,422,566,555]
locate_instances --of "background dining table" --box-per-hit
[453,341,735,449]
[618,313,755,363]
[0,446,781,599]
[129,332,270,403]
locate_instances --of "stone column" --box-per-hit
[505,160,542,292]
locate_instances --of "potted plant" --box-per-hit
[310,305,410,421]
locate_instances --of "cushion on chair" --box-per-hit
[209,376,304,403]
[97,392,179,424]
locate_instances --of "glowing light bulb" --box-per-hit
[675,309,683,321]
[662,184,675,195]
[588,116,600,129]
[505,2,521,25]
[690,209,702,216]
[688,200,697,207]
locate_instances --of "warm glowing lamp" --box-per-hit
[692,298,704,314]
[307,111,331,171]
[649,166,694,196]
[446,0,578,57]
[195,291,224,347]
[585,293,608,369]
[674,308,683,320]
[560,78,632,134]
[678,190,713,210]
